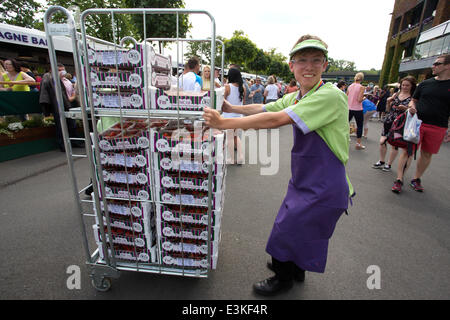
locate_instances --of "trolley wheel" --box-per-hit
[92,277,112,292]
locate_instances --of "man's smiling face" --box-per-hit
[289,50,328,93]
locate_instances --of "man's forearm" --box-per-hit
[229,103,264,116]
[219,111,291,130]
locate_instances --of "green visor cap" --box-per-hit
[289,39,328,59]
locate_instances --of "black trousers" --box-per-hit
[349,110,364,138]
[272,257,303,282]
[53,111,79,150]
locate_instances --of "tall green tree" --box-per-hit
[247,48,269,76]
[185,35,225,67]
[124,0,192,45]
[46,0,138,43]
[224,30,258,70]
[125,0,191,47]
[0,0,42,28]
[265,48,291,81]
[327,57,357,72]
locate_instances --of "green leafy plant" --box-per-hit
[21,114,44,128]
[4,116,22,124]
[0,114,54,139]
[43,117,55,127]
[0,128,14,138]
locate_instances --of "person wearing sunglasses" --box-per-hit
[394,54,450,194]
[203,35,354,296]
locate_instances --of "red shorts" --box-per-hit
[419,123,447,154]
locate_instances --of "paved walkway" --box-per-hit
[0,120,449,299]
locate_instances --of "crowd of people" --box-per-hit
[176,56,295,104]
[39,62,83,151]
[175,57,297,165]
[0,58,77,95]
[0,59,39,92]
[336,56,449,194]
[0,58,81,151]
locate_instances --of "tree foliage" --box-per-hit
[185,35,225,67]
[44,0,191,44]
[265,48,288,79]
[125,0,191,45]
[247,48,269,75]
[0,0,42,29]
[45,0,137,42]
[327,57,357,72]
[1,1,376,81]
[224,30,258,69]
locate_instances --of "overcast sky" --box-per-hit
[182,0,395,70]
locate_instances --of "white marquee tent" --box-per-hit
[0,22,73,53]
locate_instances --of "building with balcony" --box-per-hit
[379,0,449,86]
[399,20,449,79]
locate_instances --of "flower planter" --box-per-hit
[0,126,58,162]
[0,126,56,146]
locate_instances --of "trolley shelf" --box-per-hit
[90,250,208,278]
[65,107,204,120]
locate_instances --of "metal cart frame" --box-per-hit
[43,6,225,291]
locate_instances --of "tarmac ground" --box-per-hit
[0,119,449,300]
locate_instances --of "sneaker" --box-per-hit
[355,143,366,150]
[372,161,385,169]
[392,180,403,194]
[382,164,391,172]
[410,178,424,192]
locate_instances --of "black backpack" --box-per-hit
[387,112,417,157]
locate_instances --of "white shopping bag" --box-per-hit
[403,110,422,144]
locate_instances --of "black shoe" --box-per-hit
[253,276,293,296]
[266,262,305,282]
[84,184,94,196]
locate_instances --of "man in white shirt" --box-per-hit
[178,57,202,92]
[214,67,222,87]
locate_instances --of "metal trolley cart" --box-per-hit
[43,6,227,291]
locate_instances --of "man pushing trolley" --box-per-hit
[203,35,354,296]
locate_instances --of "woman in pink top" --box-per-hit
[347,72,366,150]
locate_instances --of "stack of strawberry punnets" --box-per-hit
[92,119,163,264]
[150,120,227,270]
[88,44,172,110]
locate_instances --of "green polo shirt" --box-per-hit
[264,82,354,197]
[97,117,120,133]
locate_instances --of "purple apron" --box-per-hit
[266,125,349,273]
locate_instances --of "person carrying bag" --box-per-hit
[403,109,422,144]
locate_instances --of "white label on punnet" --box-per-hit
[131,206,142,217]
